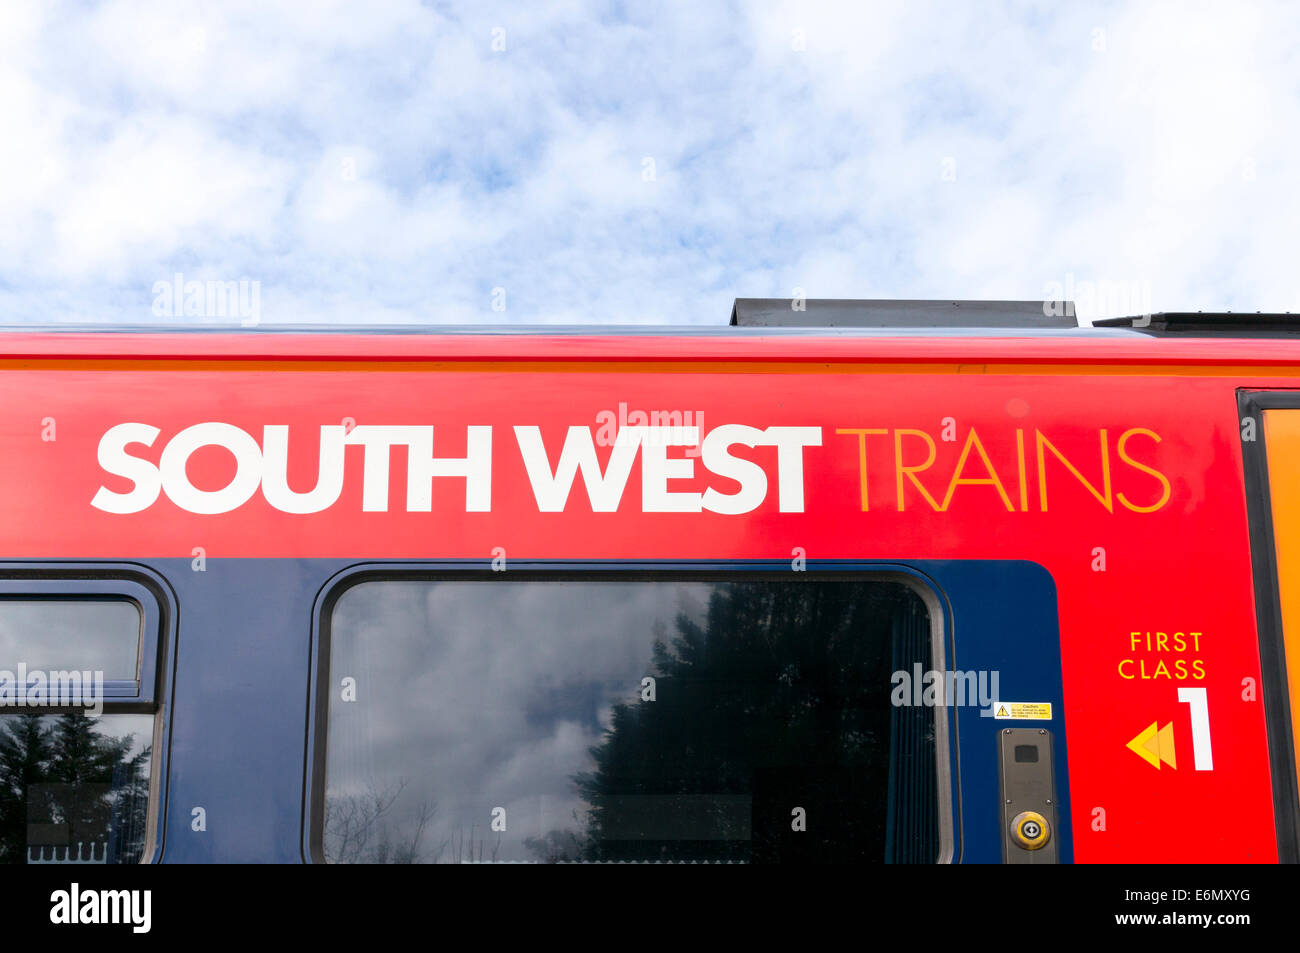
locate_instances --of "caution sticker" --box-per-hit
[992,701,1052,720]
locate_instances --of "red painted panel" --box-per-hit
[0,361,1280,861]
[2,328,1300,365]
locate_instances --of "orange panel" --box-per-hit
[1263,409,1300,791]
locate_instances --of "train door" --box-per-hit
[1240,391,1300,862]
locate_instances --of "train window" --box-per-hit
[0,581,164,865]
[0,713,154,864]
[316,574,945,864]
[0,600,141,683]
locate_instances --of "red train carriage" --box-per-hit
[0,298,1296,863]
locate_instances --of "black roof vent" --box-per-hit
[729,298,1079,329]
[1094,312,1300,335]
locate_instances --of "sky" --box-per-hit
[1,0,1297,326]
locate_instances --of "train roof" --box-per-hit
[1,299,1300,365]
[1,298,1298,335]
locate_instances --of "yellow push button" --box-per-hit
[1010,811,1050,850]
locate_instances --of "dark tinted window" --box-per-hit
[321,576,940,863]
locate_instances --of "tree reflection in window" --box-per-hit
[0,712,152,864]
[562,581,923,862]
[324,576,937,864]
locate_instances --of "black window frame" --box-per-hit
[0,578,162,708]
[303,559,955,864]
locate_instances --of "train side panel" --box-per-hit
[0,350,1288,861]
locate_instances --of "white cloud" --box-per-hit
[2,0,1299,324]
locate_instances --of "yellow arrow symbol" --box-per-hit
[1126,721,1177,769]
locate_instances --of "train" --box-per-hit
[0,297,1295,863]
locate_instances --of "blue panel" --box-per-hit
[83,557,1066,863]
[922,559,1070,863]
[150,557,349,862]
